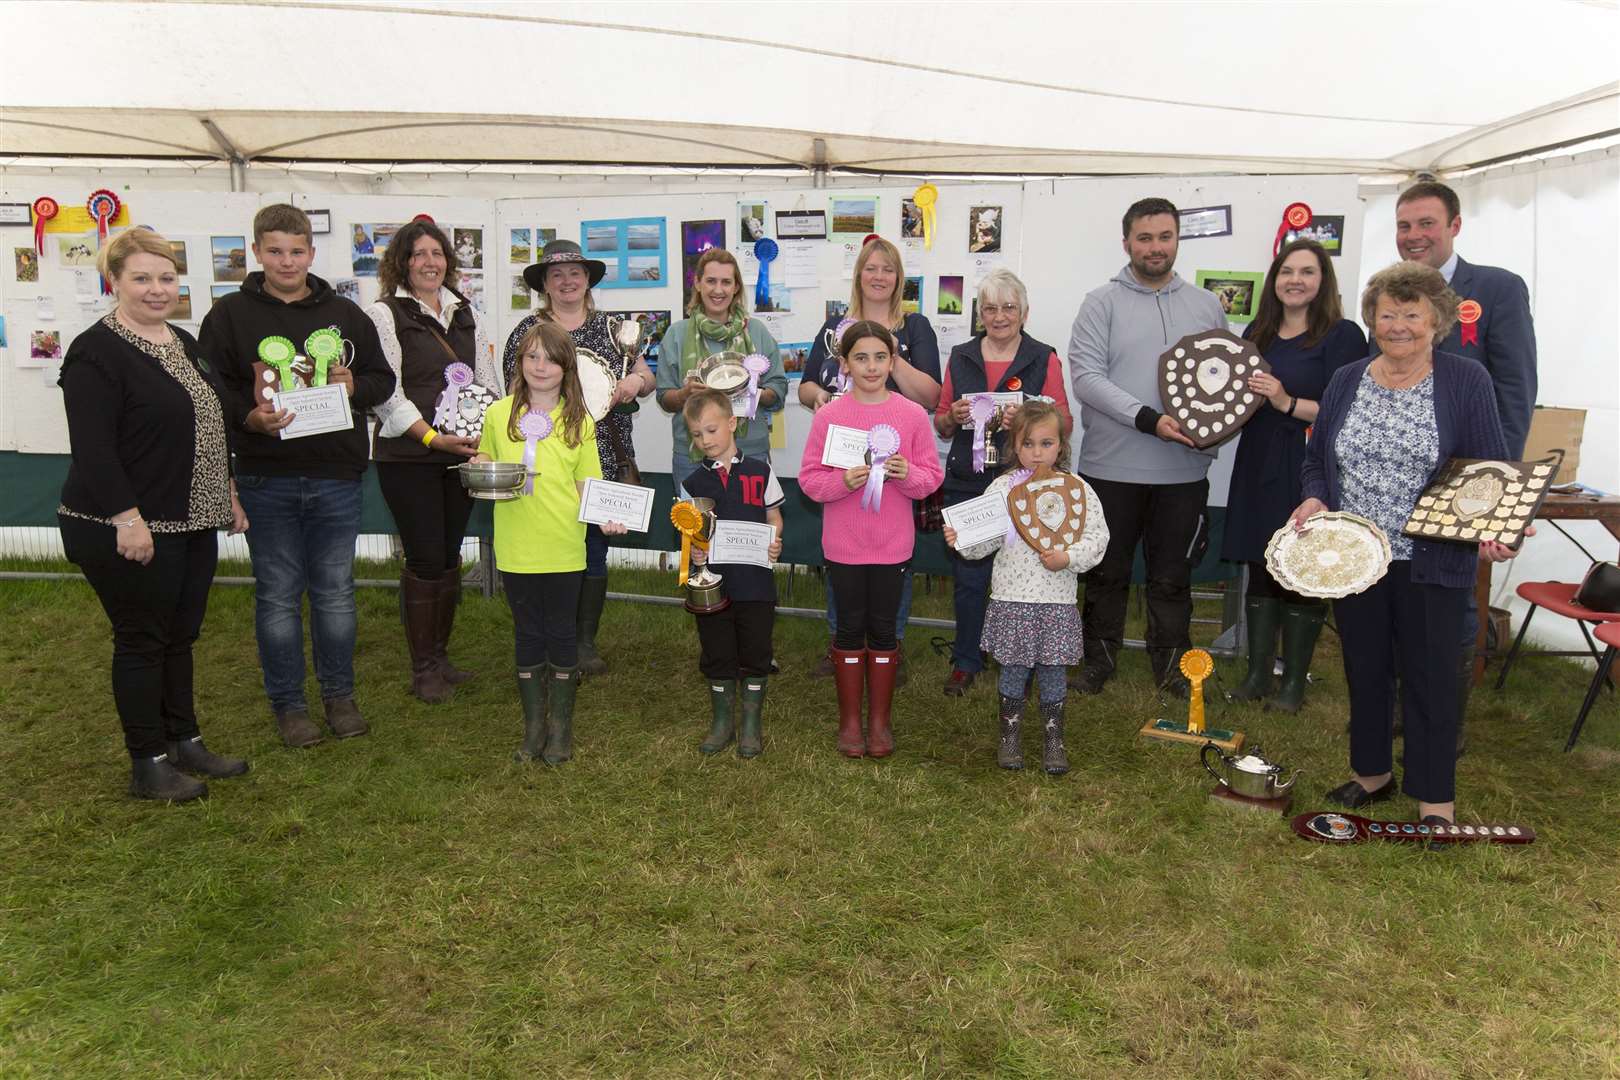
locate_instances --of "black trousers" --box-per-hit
[376,461,476,578]
[826,561,904,651]
[502,571,583,668]
[1334,561,1467,804]
[1079,475,1208,676]
[695,601,775,679]
[60,517,218,759]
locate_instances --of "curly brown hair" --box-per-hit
[1361,261,1460,346]
[1004,399,1072,474]
[377,220,460,298]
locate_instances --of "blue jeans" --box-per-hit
[825,564,913,642]
[948,544,995,674]
[236,475,362,711]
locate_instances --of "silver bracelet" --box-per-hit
[114,516,144,529]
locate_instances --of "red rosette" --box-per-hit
[1006,376,1022,391]
[31,196,59,255]
[1274,201,1313,257]
[413,213,436,223]
[862,232,882,248]
[1456,299,1482,346]
[87,190,122,294]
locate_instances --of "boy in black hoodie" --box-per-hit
[199,204,395,748]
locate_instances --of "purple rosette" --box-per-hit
[860,423,902,513]
[518,411,552,495]
[741,352,770,419]
[969,394,996,473]
[433,362,475,430]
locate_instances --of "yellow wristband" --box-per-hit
[421,428,437,449]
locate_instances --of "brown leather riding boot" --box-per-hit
[402,570,453,704]
[433,562,475,685]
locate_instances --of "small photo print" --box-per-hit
[14,246,39,282]
[31,329,63,360]
[900,198,923,239]
[830,197,877,237]
[457,270,485,313]
[537,227,557,248]
[825,299,849,322]
[626,255,662,282]
[509,228,531,264]
[453,228,483,269]
[778,340,812,381]
[585,225,618,253]
[167,240,189,274]
[626,224,663,252]
[1285,214,1345,256]
[937,275,964,316]
[210,284,238,302]
[755,283,792,313]
[970,299,985,336]
[174,286,193,321]
[59,235,97,267]
[211,235,247,282]
[510,275,532,311]
[902,275,923,316]
[968,206,1002,253]
[1195,270,1265,324]
[334,277,361,303]
[738,202,768,243]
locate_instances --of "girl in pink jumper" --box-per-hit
[800,321,944,758]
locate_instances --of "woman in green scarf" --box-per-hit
[657,248,788,495]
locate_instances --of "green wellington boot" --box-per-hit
[542,665,580,765]
[576,578,609,676]
[700,680,738,754]
[1229,596,1281,702]
[737,677,767,759]
[514,663,548,762]
[1269,603,1326,713]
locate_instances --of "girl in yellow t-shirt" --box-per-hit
[474,321,624,765]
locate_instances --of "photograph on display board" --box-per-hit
[755,282,792,313]
[604,309,672,370]
[581,218,667,290]
[829,197,877,239]
[1178,205,1233,240]
[14,247,39,282]
[902,275,923,316]
[937,275,964,316]
[351,223,400,277]
[211,236,247,281]
[968,206,1002,253]
[510,275,532,312]
[31,329,63,360]
[0,316,6,348]
[900,198,923,240]
[173,286,192,321]
[210,284,238,302]
[457,270,485,313]
[681,219,726,312]
[509,228,530,264]
[970,299,986,336]
[1195,270,1266,324]
[778,340,811,382]
[453,228,483,269]
[166,241,188,274]
[825,299,849,322]
[1284,214,1345,255]
[738,202,768,243]
[59,235,97,268]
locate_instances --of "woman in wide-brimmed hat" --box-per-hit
[503,239,655,677]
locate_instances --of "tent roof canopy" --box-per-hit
[3,0,1616,176]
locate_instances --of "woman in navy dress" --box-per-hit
[1222,240,1366,711]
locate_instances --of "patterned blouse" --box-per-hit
[503,310,633,482]
[58,315,232,533]
[1334,369,1438,560]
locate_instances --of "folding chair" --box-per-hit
[1566,621,1620,752]
[1493,581,1620,691]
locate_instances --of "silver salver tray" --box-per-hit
[1264,511,1392,600]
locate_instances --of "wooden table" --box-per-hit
[1473,492,1620,683]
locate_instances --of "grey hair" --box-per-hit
[1361,260,1460,345]
[976,267,1029,317]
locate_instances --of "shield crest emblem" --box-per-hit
[1158,329,1272,449]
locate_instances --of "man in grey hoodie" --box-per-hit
[1068,198,1227,696]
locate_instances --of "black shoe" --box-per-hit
[1325,777,1397,809]
[167,737,249,779]
[1070,666,1110,696]
[1422,814,1457,853]
[129,755,208,802]
[1159,673,1191,701]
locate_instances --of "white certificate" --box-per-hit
[578,478,654,532]
[820,424,870,469]
[273,384,353,440]
[708,520,777,568]
[963,390,1024,427]
[941,490,1012,549]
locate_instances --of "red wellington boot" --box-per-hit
[865,647,900,758]
[832,647,867,757]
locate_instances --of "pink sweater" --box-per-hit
[799,392,944,565]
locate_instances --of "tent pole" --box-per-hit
[811,138,828,189]
[200,118,248,192]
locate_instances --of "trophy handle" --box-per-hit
[1200,741,1228,786]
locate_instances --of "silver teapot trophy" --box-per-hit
[670,498,729,614]
[1203,744,1301,814]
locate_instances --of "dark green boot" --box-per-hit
[737,678,767,759]
[576,578,609,676]
[1269,603,1326,713]
[700,680,737,754]
[514,663,547,762]
[542,665,580,765]
[1229,596,1281,702]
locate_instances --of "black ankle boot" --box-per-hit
[167,737,249,779]
[129,754,208,802]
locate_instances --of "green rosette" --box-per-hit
[257,335,297,388]
[304,328,344,387]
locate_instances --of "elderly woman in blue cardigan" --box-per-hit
[1291,261,1525,836]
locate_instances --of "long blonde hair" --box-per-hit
[684,248,750,322]
[848,237,904,328]
[508,321,589,448]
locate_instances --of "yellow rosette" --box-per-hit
[1179,649,1214,734]
[670,500,708,586]
[912,182,938,250]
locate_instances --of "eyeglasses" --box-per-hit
[980,303,1021,316]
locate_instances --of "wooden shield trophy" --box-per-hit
[1158,329,1271,449]
[1006,467,1087,552]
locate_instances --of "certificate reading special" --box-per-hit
[941,490,1012,549]
[577,478,655,532]
[707,520,777,568]
[273,384,353,440]
[819,424,871,470]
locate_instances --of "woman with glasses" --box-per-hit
[933,268,1073,697]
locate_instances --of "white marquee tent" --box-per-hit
[2,0,1617,176]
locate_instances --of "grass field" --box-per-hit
[2,563,1618,1078]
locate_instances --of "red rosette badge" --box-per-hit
[1456,299,1482,347]
[31,196,59,255]
[1273,201,1312,257]
[87,189,122,294]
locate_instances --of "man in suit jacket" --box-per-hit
[1395,180,1537,456]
